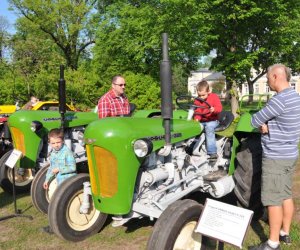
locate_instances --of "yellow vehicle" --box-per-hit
[0,101,76,156]
[0,105,17,116]
[0,101,76,115]
[30,101,76,111]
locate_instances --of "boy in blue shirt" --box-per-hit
[43,128,76,189]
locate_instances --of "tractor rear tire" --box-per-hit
[48,173,107,242]
[0,150,34,194]
[234,134,263,219]
[31,163,57,214]
[147,199,214,250]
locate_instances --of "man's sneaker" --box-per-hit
[279,235,292,245]
[249,241,280,250]
[111,216,130,227]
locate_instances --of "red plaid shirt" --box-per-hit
[97,90,130,118]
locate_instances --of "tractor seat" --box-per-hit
[215,111,234,132]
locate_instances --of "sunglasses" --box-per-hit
[113,83,126,87]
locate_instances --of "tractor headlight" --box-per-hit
[133,139,153,158]
[31,121,43,132]
[77,131,85,146]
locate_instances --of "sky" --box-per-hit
[0,0,17,33]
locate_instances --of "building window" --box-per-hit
[265,84,270,93]
[244,84,248,94]
[254,84,259,94]
[290,82,296,90]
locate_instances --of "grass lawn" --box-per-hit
[1,106,300,249]
[1,164,300,250]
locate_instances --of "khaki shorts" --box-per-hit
[261,158,297,206]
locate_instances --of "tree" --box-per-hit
[201,0,300,114]
[172,64,189,96]
[9,0,98,70]
[92,1,206,80]
[0,16,10,60]
[122,71,161,109]
[8,17,66,98]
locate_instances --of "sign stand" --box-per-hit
[0,150,33,221]
[195,198,253,249]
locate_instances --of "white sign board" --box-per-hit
[5,149,23,169]
[195,198,253,249]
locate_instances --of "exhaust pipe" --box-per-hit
[159,33,173,156]
[58,65,66,128]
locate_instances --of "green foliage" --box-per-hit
[212,81,225,95]
[172,64,189,96]
[10,0,98,70]
[121,71,161,109]
[201,0,300,84]
[92,1,205,80]
[2,0,300,113]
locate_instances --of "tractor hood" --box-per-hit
[84,117,201,214]
[8,110,97,129]
[8,110,97,169]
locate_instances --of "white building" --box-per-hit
[188,68,300,97]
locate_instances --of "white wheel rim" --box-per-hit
[47,178,57,202]
[66,190,101,231]
[8,168,34,186]
[173,221,202,250]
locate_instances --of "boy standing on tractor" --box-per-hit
[194,80,222,159]
[43,128,77,190]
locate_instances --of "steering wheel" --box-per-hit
[176,95,211,116]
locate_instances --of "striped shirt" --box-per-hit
[251,87,300,159]
[97,90,130,118]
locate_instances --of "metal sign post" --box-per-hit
[0,150,33,221]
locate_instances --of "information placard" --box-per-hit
[5,149,22,169]
[195,198,253,249]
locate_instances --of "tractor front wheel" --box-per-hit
[31,163,57,214]
[147,199,214,250]
[0,150,34,194]
[48,173,107,242]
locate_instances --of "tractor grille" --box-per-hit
[10,127,25,155]
[87,145,118,198]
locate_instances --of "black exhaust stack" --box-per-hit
[160,33,173,152]
[58,65,66,129]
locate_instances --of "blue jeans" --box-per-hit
[201,120,219,155]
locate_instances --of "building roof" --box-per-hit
[203,72,225,81]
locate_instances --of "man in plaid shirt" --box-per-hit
[97,75,130,118]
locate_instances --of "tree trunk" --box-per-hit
[230,81,239,118]
[247,79,254,103]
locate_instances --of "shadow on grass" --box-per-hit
[0,191,33,221]
[250,219,268,243]
[124,217,155,233]
[0,190,29,209]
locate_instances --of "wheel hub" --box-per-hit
[173,221,202,250]
[67,191,101,231]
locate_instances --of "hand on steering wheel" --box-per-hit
[176,96,211,116]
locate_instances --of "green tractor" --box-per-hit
[0,67,98,206]
[0,66,142,217]
[45,34,263,248]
